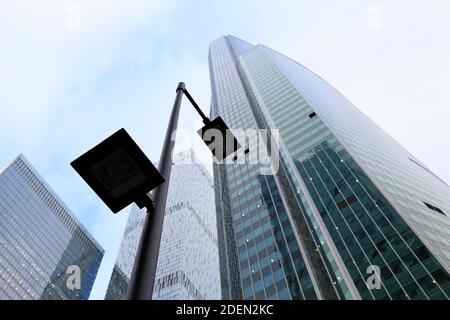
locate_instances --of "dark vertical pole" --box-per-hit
[127,82,185,300]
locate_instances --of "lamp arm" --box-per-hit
[180,86,211,125]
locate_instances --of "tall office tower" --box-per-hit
[105,150,220,300]
[209,35,450,300]
[0,154,104,300]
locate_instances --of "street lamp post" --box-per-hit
[128,82,244,299]
[71,82,242,300]
[126,82,185,300]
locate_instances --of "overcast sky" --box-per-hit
[1,0,449,299]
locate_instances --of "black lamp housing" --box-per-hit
[71,128,164,213]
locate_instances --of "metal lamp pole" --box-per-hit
[127,82,212,300]
[127,82,185,300]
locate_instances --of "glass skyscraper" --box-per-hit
[0,154,104,300]
[209,35,450,300]
[105,150,220,300]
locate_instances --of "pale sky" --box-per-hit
[0,1,449,299]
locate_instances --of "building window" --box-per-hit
[423,202,445,216]
[337,195,357,209]
[308,112,317,118]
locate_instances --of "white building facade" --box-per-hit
[105,150,220,299]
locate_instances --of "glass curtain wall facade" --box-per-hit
[0,154,104,300]
[105,150,220,300]
[209,35,450,300]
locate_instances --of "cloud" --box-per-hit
[0,0,178,150]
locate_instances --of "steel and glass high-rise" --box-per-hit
[0,154,104,300]
[210,35,450,300]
